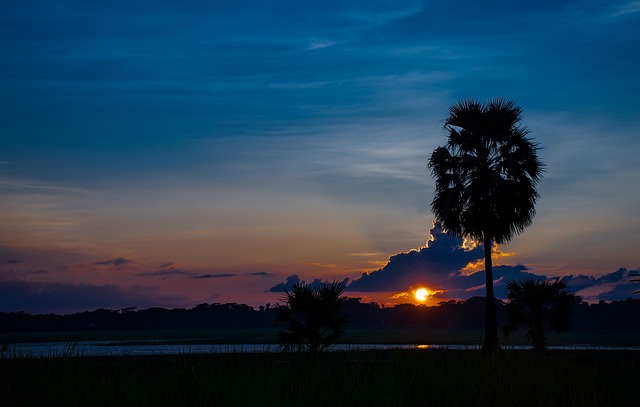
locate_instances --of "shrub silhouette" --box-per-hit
[504,277,579,351]
[275,280,347,354]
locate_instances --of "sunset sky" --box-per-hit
[1,1,639,314]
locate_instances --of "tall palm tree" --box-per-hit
[275,280,348,354]
[504,278,579,351]
[428,99,544,353]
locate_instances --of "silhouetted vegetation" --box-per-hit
[1,350,637,406]
[429,99,544,353]
[1,297,639,336]
[504,278,579,350]
[275,281,347,354]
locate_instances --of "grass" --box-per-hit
[1,349,637,406]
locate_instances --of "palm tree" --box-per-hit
[504,278,579,351]
[275,280,348,354]
[428,99,544,353]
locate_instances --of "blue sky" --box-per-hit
[1,0,639,313]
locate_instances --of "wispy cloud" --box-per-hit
[307,38,336,50]
[609,1,640,18]
[190,273,237,279]
[94,257,134,269]
[138,262,194,278]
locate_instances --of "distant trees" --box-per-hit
[2,297,640,334]
[631,271,640,294]
[504,278,579,351]
[428,99,544,353]
[275,281,348,354]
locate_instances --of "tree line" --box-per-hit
[1,296,638,333]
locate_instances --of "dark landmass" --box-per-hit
[1,297,639,333]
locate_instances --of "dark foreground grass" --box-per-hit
[1,349,637,406]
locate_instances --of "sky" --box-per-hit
[1,0,639,314]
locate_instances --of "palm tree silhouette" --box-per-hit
[428,99,544,353]
[275,280,347,355]
[504,278,579,351]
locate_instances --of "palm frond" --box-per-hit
[275,280,348,354]
[504,277,579,350]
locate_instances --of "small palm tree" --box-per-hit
[428,99,544,353]
[275,280,347,354]
[504,278,579,351]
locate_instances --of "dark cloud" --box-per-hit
[444,265,543,299]
[94,257,133,269]
[268,274,303,292]
[190,273,237,279]
[5,259,23,264]
[138,262,193,278]
[344,223,639,302]
[268,274,349,293]
[0,280,187,314]
[348,223,484,292]
[249,272,270,276]
[563,268,639,302]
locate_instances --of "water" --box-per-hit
[2,341,638,358]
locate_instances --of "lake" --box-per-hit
[2,341,639,358]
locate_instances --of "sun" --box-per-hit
[415,288,429,302]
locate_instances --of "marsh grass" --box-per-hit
[1,349,636,406]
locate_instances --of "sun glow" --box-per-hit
[414,288,429,301]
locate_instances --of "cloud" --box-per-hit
[190,273,237,279]
[268,274,303,292]
[564,268,639,302]
[345,222,639,302]
[347,223,484,291]
[444,265,543,299]
[608,1,640,18]
[94,257,134,269]
[0,280,187,314]
[307,38,336,50]
[268,274,348,293]
[138,262,194,278]
[138,269,193,277]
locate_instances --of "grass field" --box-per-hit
[1,349,637,406]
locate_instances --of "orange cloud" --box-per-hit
[461,243,516,275]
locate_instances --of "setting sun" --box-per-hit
[415,288,429,302]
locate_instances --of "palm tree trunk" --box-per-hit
[483,236,499,354]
